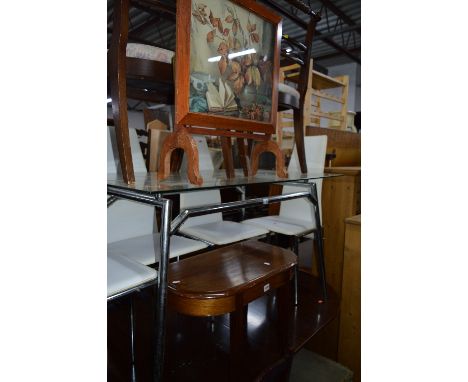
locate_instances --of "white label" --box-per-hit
[263,283,270,292]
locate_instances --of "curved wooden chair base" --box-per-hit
[157,126,203,185]
[250,140,288,178]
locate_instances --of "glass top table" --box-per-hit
[107,168,341,381]
[107,169,341,195]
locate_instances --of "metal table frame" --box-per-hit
[107,179,327,381]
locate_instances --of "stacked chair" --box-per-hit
[242,135,328,303]
[178,136,269,246]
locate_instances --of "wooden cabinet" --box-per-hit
[306,167,360,362]
[306,126,361,167]
[322,167,360,294]
[338,214,361,381]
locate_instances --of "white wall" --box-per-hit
[326,62,360,112]
[107,106,146,131]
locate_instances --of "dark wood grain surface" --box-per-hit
[169,241,296,298]
[108,271,339,381]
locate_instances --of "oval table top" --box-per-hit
[168,240,297,299]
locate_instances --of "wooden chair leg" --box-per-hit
[250,140,287,178]
[157,125,203,185]
[237,137,250,176]
[221,136,235,178]
[293,108,308,174]
[109,0,134,184]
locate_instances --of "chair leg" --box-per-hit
[130,297,137,382]
[309,183,328,301]
[109,0,135,184]
[236,137,250,176]
[291,236,300,306]
[221,136,235,178]
[293,108,307,174]
[314,227,327,301]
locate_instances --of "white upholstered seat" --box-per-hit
[242,136,327,238]
[107,253,156,298]
[180,220,267,246]
[126,43,174,64]
[108,233,207,265]
[242,215,314,237]
[278,82,300,100]
[107,126,207,264]
[178,136,268,245]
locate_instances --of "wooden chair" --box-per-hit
[279,61,350,147]
[167,240,296,379]
[277,2,322,173]
[108,0,176,184]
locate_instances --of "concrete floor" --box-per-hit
[290,349,353,382]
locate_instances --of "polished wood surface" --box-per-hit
[168,241,296,300]
[338,214,361,381]
[126,56,173,83]
[168,240,296,380]
[108,271,339,381]
[306,127,360,167]
[251,140,288,178]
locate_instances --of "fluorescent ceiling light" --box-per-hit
[208,48,257,62]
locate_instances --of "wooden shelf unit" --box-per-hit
[306,68,349,131]
[277,61,350,152]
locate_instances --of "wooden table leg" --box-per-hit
[229,304,248,380]
[276,279,292,353]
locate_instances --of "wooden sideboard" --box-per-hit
[338,214,361,381]
[306,127,360,167]
[305,167,361,363]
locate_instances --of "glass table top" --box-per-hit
[107,169,341,195]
